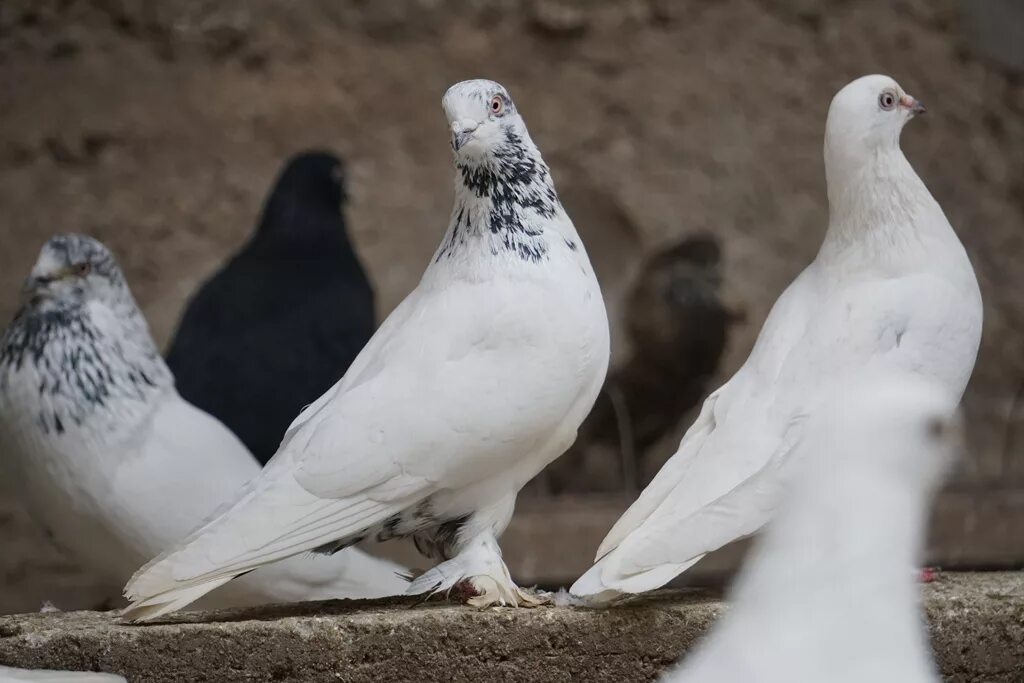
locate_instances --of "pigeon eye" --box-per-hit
[489,95,505,116]
[72,262,92,277]
[879,91,897,111]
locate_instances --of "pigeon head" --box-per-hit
[1,234,169,435]
[436,78,566,264]
[442,79,527,162]
[267,151,346,216]
[21,234,131,315]
[247,150,356,258]
[824,75,925,173]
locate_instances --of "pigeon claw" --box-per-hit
[462,577,551,608]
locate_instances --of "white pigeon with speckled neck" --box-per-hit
[122,79,610,620]
[0,234,408,613]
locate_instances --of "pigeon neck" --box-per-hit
[0,297,173,438]
[436,130,563,266]
[820,147,948,260]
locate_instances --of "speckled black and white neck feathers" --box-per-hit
[438,129,562,264]
[435,79,575,267]
[0,235,171,437]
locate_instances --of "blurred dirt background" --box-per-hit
[1,0,1022,614]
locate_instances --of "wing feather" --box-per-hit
[126,277,601,618]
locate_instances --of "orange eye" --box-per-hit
[489,95,504,115]
[73,262,92,277]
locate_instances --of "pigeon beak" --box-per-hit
[22,274,51,293]
[21,274,54,305]
[900,94,926,116]
[20,265,75,304]
[450,119,480,152]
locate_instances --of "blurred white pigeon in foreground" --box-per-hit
[0,235,407,612]
[0,665,126,682]
[572,74,983,600]
[122,79,610,620]
[663,376,958,683]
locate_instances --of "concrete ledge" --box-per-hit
[0,573,1021,682]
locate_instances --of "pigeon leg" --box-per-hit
[405,531,550,607]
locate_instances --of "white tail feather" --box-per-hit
[121,577,235,622]
[570,553,702,600]
[123,469,406,620]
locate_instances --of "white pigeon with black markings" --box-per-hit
[122,79,610,620]
[572,74,983,600]
[0,235,408,613]
[663,376,957,683]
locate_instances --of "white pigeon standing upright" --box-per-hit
[663,375,959,683]
[572,74,983,600]
[0,234,409,612]
[121,78,610,621]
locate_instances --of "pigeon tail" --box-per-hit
[570,552,702,601]
[121,549,407,622]
[121,576,235,622]
[122,467,398,621]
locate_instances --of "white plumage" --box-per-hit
[572,74,982,600]
[662,375,958,683]
[0,666,126,682]
[122,79,610,620]
[0,235,408,615]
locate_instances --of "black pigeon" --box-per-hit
[166,151,375,465]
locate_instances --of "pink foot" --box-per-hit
[449,579,483,603]
[919,567,939,583]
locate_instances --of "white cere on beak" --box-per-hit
[900,94,926,115]
[451,118,480,152]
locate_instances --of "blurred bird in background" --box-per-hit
[0,235,406,612]
[166,151,375,465]
[663,375,959,683]
[538,234,741,496]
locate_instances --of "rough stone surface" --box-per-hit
[1,0,1024,614]
[0,573,1020,682]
